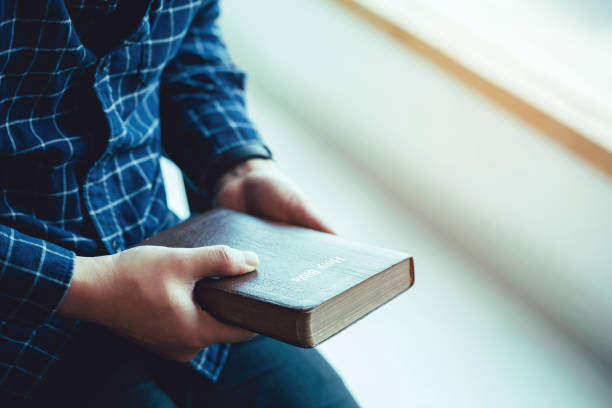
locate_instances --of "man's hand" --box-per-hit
[58,245,258,362]
[214,159,334,234]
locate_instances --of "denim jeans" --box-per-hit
[18,326,358,408]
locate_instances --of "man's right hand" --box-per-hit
[57,245,258,362]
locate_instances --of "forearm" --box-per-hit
[160,0,271,198]
[0,224,75,327]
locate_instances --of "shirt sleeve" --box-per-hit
[0,224,75,328]
[160,0,272,198]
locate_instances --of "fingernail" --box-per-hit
[243,251,259,268]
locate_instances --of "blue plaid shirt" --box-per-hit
[0,0,270,400]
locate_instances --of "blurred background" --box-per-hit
[162,0,612,406]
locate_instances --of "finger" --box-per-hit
[211,322,256,344]
[197,308,257,344]
[303,213,336,235]
[289,202,336,235]
[189,245,259,279]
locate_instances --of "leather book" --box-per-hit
[138,208,414,347]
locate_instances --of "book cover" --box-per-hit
[139,208,414,347]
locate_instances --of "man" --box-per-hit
[0,1,358,406]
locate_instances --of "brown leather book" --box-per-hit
[139,208,414,347]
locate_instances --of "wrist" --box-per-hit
[56,254,115,322]
[198,144,273,196]
[213,158,275,197]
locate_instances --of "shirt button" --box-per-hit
[111,239,121,252]
[101,57,110,72]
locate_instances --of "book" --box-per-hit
[138,208,414,347]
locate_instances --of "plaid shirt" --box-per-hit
[0,0,270,400]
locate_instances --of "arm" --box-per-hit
[58,245,258,362]
[0,224,74,328]
[1,224,256,362]
[160,1,332,232]
[160,0,271,200]
[160,1,333,232]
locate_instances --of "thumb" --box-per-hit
[190,245,258,279]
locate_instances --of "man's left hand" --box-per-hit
[213,159,334,234]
